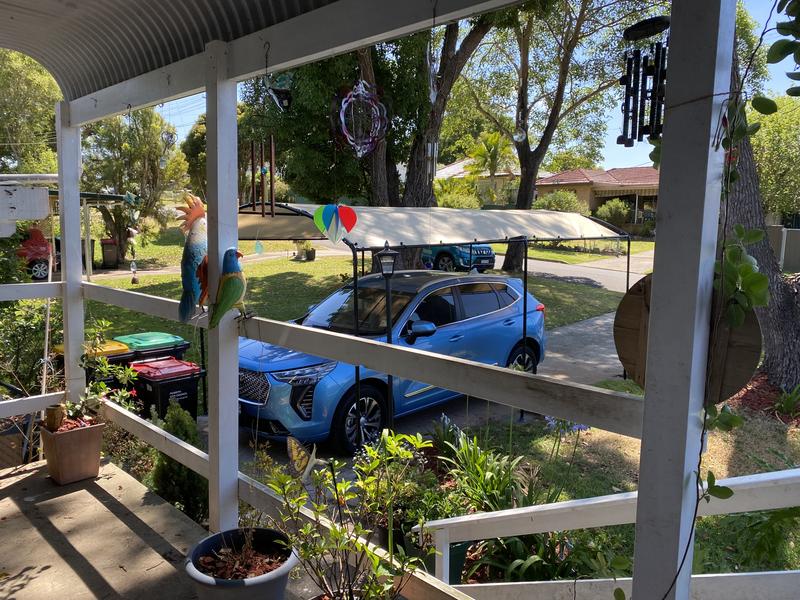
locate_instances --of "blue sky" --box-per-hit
[157,1,788,171]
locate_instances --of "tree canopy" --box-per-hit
[82,108,188,257]
[748,95,800,218]
[0,50,61,173]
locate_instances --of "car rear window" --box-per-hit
[493,283,518,308]
[459,283,501,319]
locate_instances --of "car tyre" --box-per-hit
[506,343,538,374]
[435,252,456,271]
[29,259,50,281]
[331,383,386,454]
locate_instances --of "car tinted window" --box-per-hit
[492,283,518,308]
[303,286,414,335]
[411,287,457,327]
[460,283,501,318]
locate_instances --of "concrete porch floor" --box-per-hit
[0,460,205,599]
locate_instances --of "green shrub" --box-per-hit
[435,176,477,197]
[152,402,208,523]
[533,190,590,216]
[595,198,631,227]
[272,177,294,203]
[437,192,481,209]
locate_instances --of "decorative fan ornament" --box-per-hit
[313,204,358,244]
[339,80,388,158]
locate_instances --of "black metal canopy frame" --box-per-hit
[268,204,632,435]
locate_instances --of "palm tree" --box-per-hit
[468,131,516,202]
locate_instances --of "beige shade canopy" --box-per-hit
[238,203,625,248]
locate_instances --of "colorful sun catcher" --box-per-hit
[313,204,357,244]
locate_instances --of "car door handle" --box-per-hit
[502,319,515,326]
[449,334,464,342]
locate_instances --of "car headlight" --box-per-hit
[271,362,337,386]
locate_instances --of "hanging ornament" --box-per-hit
[263,42,293,112]
[339,80,388,158]
[427,40,439,104]
[254,240,264,255]
[512,128,527,143]
[313,204,358,244]
[617,16,670,147]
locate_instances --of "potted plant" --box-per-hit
[300,240,316,261]
[40,384,105,485]
[41,358,139,485]
[184,527,298,599]
[184,444,298,599]
[264,432,431,599]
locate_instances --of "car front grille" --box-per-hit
[239,369,271,405]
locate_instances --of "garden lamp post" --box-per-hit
[376,241,398,431]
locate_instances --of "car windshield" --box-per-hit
[302,285,415,336]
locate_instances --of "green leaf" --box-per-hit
[741,229,765,245]
[767,39,799,63]
[746,122,761,136]
[733,223,746,238]
[787,71,800,80]
[614,588,627,600]
[777,20,800,36]
[611,555,631,571]
[707,471,716,488]
[725,244,744,264]
[752,96,779,115]
[708,485,734,500]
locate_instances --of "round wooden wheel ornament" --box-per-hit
[613,273,762,404]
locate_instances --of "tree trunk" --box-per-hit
[401,19,492,209]
[501,150,541,271]
[358,48,390,207]
[726,126,800,390]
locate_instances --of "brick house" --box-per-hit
[536,166,659,223]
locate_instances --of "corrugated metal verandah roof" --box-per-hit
[0,0,336,100]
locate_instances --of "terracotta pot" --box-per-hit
[185,528,298,600]
[40,422,104,485]
[44,404,65,432]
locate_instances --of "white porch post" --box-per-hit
[631,1,735,599]
[205,40,240,532]
[56,102,85,401]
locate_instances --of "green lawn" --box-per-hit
[130,224,297,270]
[490,240,654,265]
[525,276,621,328]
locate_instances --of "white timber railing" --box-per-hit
[0,392,64,420]
[418,468,800,597]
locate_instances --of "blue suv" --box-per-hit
[420,244,495,272]
[238,271,545,453]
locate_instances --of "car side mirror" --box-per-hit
[407,320,436,341]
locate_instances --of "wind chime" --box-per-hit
[617,16,670,147]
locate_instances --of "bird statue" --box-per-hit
[196,254,209,311]
[208,247,247,329]
[176,194,208,323]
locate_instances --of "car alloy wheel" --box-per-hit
[508,347,536,373]
[436,253,456,271]
[344,395,383,448]
[30,260,50,280]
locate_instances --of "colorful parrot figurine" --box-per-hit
[176,194,208,322]
[208,247,247,329]
[197,254,209,311]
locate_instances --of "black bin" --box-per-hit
[131,358,203,420]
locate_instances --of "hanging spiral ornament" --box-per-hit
[339,79,388,158]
